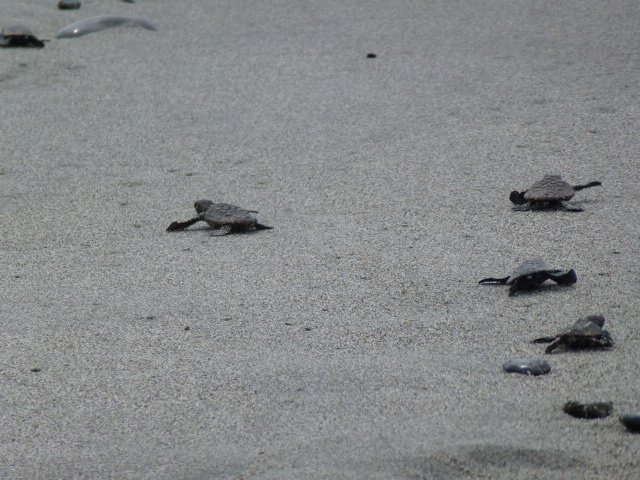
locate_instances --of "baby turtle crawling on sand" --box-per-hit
[167,200,272,236]
[532,315,613,353]
[479,258,577,296]
[510,174,601,212]
[0,25,46,47]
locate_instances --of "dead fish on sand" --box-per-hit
[56,15,157,39]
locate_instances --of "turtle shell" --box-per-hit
[202,203,258,228]
[560,315,605,338]
[0,25,45,47]
[2,25,36,37]
[524,175,575,202]
[506,258,557,283]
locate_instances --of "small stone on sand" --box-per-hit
[502,357,551,376]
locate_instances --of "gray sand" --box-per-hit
[1,1,639,478]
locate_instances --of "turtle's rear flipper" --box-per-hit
[210,225,233,236]
[561,201,584,213]
[167,217,202,232]
[532,336,556,344]
[478,276,509,285]
[599,331,614,348]
[550,269,577,285]
[254,223,273,231]
[572,181,602,191]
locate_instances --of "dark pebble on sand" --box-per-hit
[58,0,81,9]
[184,326,190,331]
[502,357,551,376]
[30,368,41,373]
[366,53,377,58]
[563,401,613,419]
[620,413,640,433]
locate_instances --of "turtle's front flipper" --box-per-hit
[508,281,522,296]
[572,181,602,191]
[209,225,233,236]
[560,201,583,212]
[478,276,509,285]
[550,269,577,285]
[254,223,273,231]
[167,216,202,231]
[532,336,556,344]
[544,340,562,354]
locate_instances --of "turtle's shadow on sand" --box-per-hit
[540,346,614,355]
[400,444,586,479]
[478,283,577,297]
[512,284,578,297]
[164,226,272,236]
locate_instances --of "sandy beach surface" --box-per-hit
[2,1,639,478]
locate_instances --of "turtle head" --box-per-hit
[194,199,215,214]
[509,190,527,205]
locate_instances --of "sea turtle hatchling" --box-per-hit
[532,315,613,353]
[479,258,577,296]
[509,174,601,212]
[0,25,46,47]
[166,200,272,236]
